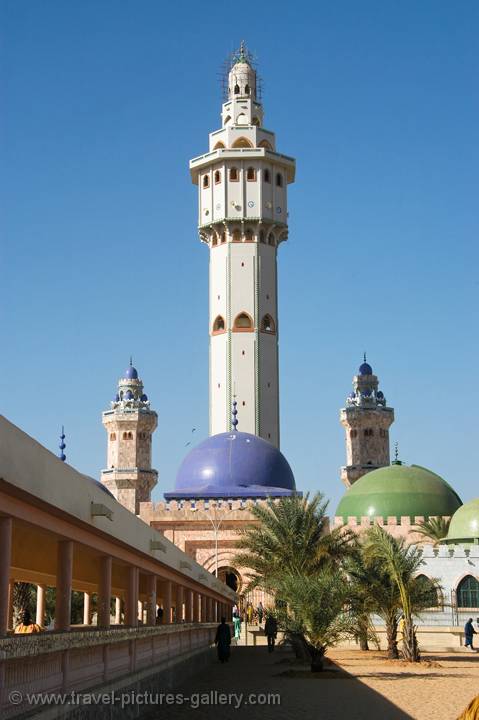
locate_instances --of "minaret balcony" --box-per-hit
[190,148,295,183]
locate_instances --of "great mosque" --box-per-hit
[98,45,479,631]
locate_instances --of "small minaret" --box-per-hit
[101,360,158,514]
[340,356,394,487]
[189,42,296,448]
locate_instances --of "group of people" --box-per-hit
[214,603,279,662]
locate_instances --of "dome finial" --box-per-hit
[59,425,66,462]
[232,398,239,431]
[363,352,367,363]
[392,441,402,465]
[129,355,133,367]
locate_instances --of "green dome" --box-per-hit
[445,499,479,544]
[336,463,462,521]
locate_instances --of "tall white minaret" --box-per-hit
[189,43,295,447]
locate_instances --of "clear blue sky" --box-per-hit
[1,0,478,514]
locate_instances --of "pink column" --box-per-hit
[98,556,112,628]
[0,518,13,636]
[55,540,73,631]
[161,580,172,624]
[193,592,200,623]
[125,567,138,627]
[175,584,184,623]
[146,574,157,626]
[185,589,193,623]
[36,585,46,627]
[83,592,91,625]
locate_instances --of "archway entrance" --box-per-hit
[217,566,241,592]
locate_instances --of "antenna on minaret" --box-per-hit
[232,398,239,431]
[129,356,133,367]
[59,426,66,462]
[363,352,367,363]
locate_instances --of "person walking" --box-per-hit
[465,617,477,651]
[215,617,232,663]
[264,613,278,653]
[257,602,264,626]
[233,611,242,642]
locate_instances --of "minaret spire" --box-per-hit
[232,399,239,431]
[59,426,66,462]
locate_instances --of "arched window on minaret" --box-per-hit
[276,173,283,187]
[212,315,226,334]
[245,228,254,242]
[234,83,240,94]
[259,230,265,243]
[230,167,239,181]
[268,232,276,246]
[233,312,254,332]
[203,175,210,188]
[232,137,253,148]
[245,84,250,94]
[232,229,241,242]
[214,141,225,149]
[110,433,116,441]
[214,170,221,184]
[261,314,276,333]
[259,139,273,150]
[246,167,256,181]
[211,234,218,247]
[263,169,271,183]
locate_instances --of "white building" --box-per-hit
[189,43,295,447]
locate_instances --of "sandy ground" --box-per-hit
[328,648,479,720]
[141,644,479,720]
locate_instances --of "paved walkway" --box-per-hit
[141,642,416,720]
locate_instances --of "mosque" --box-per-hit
[99,44,479,635]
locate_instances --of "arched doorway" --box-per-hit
[217,566,241,592]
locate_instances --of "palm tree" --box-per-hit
[273,570,354,671]
[415,517,450,545]
[363,525,440,662]
[233,493,353,592]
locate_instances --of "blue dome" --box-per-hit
[165,432,297,499]
[359,362,373,375]
[124,366,138,380]
[125,390,134,400]
[140,393,148,401]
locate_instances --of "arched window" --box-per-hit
[457,576,479,608]
[128,431,133,440]
[233,312,253,332]
[214,141,225,149]
[364,428,374,437]
[252,117,260,126]
[212,315,226,334]
[110,433,116,441]
[203,175,210,188]
[220,231,226,243]
[246,167,256,181]
[261,314,275,333]
[234,84,240,94]
[244,229,254,242]
[122,432,128,441]
[214,170,221,184]
[415,575,440,607]
[232,137,253,149]
[232,229,241,243]
[230,167,239,181]
[263,169,271,183]
[245,84,250,95]
[276,173,283,187]
[259,139,273,150]
[211,235,218,247]
[259,230,265,243]
[350,429,358,438]
[268,232,275,246]
[236,113,248,125]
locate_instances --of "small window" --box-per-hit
[245,84,250,95]
[214,170,221,184]
[234,84,240,94]
[232,229,241,243]
[276,173,283,187]
[246,167,256,181]
[212,315,226,334]
[364,428,374,437]
[122,432,128,440]
[268,233,275,246]
[261,314,275,333]
[203,175,210,188]
[230,167,239,181]
[233,312,253,331]
[245,229,253,242]
[110,433,116,441]
[264,169,271,183]
[350,429,358,438]
[128,431,133,440]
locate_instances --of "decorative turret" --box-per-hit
[340,356,394,487]
[101,361,158,514]
[189,43,296,448]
